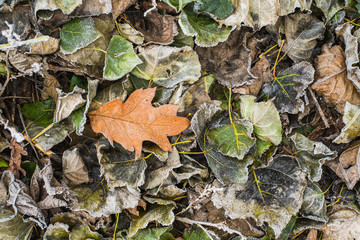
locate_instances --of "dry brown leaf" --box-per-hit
[41,72,61,100]
[311,45,360,114]
[88,88,190,159]
[112,0,136,19]
[8,138,26,178]
[327,140,360,190]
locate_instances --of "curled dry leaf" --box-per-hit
[312,45,360,114]
[88,88,190,159]
[8,138,26,178]
[327,141,360,190]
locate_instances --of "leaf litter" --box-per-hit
[3,0,360,239]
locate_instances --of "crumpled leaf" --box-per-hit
[290,132,337,182]
[132,45,201,88]
[62,148,90,185]
[195,29,256,88]
[300,181,328,222]
[118,23,144,45]
[207,118,255,159]
[320,206,360,240]
[192,104,253,184]
[27,118,75,153]
[239,95,282,145]
[336,22,360,94]
[334,102,360,144]
[278,0,312,16]
[112,0,137,19]
[127,203,175,238]
[262,61,315,114]
[133,6,178,45]
[0,209,34,240]
[1,170,47,229]
[183,224,214,240]
[43,222,70,240]
[211,155,307,237]
[103,35,142,81]
[89,88,190,159]
[179,3,233,47]
[96,141,147,189]
[8,138,27,178]
[34,0,82,14]
[193,0,234,19]
[327,141,360,190]
[69,0,112,17]
[9,53,42,76]
[22,100,54,128]
[161,0,193,12]
[312,45,360,114]
[221,0,279,30]
[41,72,61,100]
[60,17,100,55]
[29,33,59,55]
[280,13,325,62]
[54,86,86,123]
[143,147,181,190]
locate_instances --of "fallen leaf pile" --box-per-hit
[3,0,360,239]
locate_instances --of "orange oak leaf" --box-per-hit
[88,88,190,158]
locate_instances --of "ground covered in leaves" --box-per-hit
[3,0,360,239]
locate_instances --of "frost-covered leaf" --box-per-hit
[34,0,82,14]
[290,132,337,182]
[54,86,86,123]
[9,53,42,76]
[132,45,201,88]
[179,3,233,47]
[97,141,147,189]
[70,224,103,240]
[192,104,253,184]
[60,17,100,55]
[118,23,144,45]
[69,0,112,16]
[300,181,328,222]
[221,0,279,29]
[262,61,315,114]
[334,102,360,144]
[183,224,214,240]
[239,95,282,145]
[312,45,360,114]
[161,0,193,12]
[336,23,360,94]
[279,0,312,16]
[315,0,345,20]
[29,34,59,55]
[172,25,194,48]
[0,209,34,240]
[207,118,255,159]
[103,35,142,81]
[22,100,54,127]
[143,147,181,190]
[127,204,175,238]
[195,29,256,88]
[128,227,172,240]
[2,170,47,229]
[211,155,307,237]
[281,13,325,62]
[27,118,75,152]
[328,141,360,189]
[320,206,360,240]
[43,222,69,240]
[62,148,90,185]
[193,0,234,19]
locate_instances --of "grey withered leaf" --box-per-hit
[262,61,315,114]
[195,29,256,88]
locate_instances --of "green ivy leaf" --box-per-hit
[60,17,100,55]
[183,224,214,240]
[103,35,142,81]
[161,0,193,12]
[0,209,34,240]
[194,0,234,19]
[22,100,54,127]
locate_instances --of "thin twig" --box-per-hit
[308,88,330,128]
[175,216,245,239]
[17,105,39,160]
